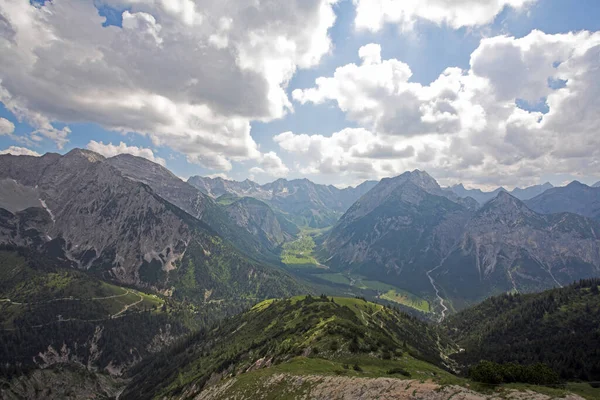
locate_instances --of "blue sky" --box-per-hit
[1,0,599,188]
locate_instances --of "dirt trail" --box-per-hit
[0,289,132,306]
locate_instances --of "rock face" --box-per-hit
[188,176,378,228]
[106,154,288,258]
[525,181,600,220]
[0,150,193,283]
[325,170,473,295]
[325,171,600,309]
[0,150,302,298]
[224,197,296,250]
[437,191,600,308]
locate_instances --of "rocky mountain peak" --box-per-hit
[474,191,537,226]
[566,180,587,188]
[64,148,105,163]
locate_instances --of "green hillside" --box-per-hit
[0,246,218,378]
[123,295,458,399]
[445,278,600,381]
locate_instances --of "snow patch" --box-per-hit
[39,199,56,224]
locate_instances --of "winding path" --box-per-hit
[0,290,148,331]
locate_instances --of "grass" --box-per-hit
[381,289,430,312]
[193,356,600,400]
[306,271,431,313]
[281,235,318,266]
[316,273,351,285]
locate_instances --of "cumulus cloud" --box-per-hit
[86,140,166,166]
[287,31,600,187]
[293,43,483,138]
[0,117,14,135]
[254,151,289,177]
[353,0,536,31]
[0,146,41,157]
[0,0,338,170]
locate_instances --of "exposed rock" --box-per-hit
[325,171,600,309]
[196,374,585,400]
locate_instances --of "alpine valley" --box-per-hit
[1,150,600,399]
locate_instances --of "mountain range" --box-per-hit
[447,182,554,204]
[1,149,600,399]
[0,150,302,298]
[525,181,600,220]
[188,175,378,228]
[324,170,600,311]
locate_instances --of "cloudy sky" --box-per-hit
[0,0,599,189]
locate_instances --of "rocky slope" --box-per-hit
[436,192,600,308]
[525,181,600,220]
[188,176,378,228]
[223,196,297,249]
[106,154,291,259]
[197,374,586,400]
[324,171,600,311]
[0,150,302,299]
[0,247,191,382]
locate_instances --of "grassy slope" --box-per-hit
[0,247,200,376]
[123,295,457,399]
[281,235,318,266]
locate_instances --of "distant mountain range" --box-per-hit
[447,182,554,204]
[188,175,377,228]
[525,181,600,220]
[324,170,600,310]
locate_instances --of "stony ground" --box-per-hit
[196,374,586,400]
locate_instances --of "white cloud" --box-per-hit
[293,43,483,138]
[0,117,14,135]
[353,0,536,31]
[0,146,41,157]
[0,0,338,170]
[86,140,166,166]
[256,151,289,177]
[288,31,600,187]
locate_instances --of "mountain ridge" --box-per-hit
[324,174,600,311]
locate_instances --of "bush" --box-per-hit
[387,367,411,377]
[470,361,560,385]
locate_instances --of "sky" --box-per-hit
[0,0,599,190]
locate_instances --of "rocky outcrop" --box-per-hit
[196,374,585,400]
